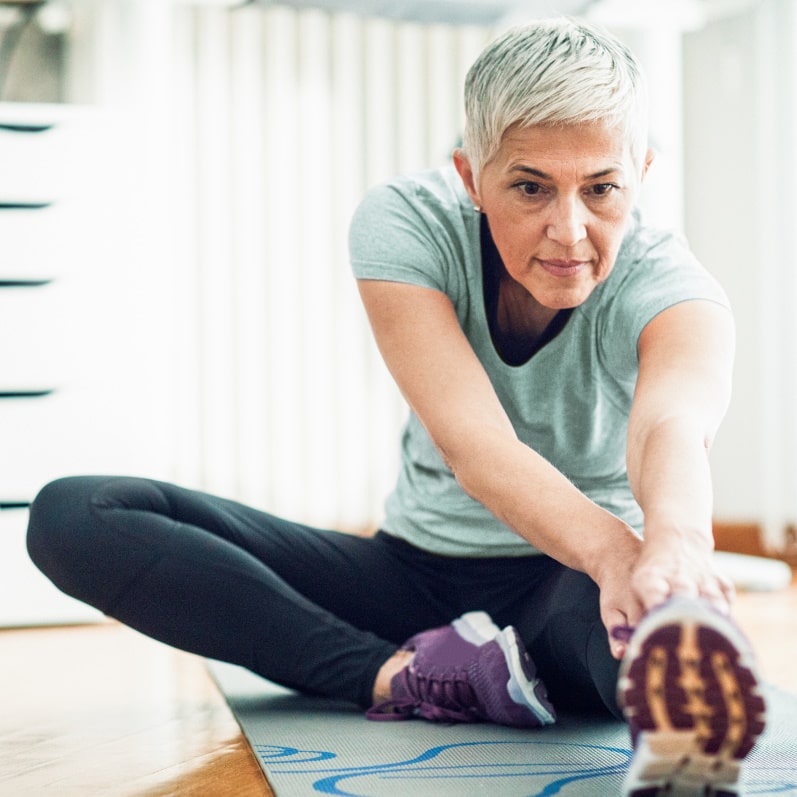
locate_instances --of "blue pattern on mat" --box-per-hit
[253,739,797,797]
[254,739,632,796]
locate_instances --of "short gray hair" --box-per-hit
[462,18,648,183]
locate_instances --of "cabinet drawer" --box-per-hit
[0,284,69,391]
[0,206,73,282]
[0,392,117,501]
[0,395,74,501]
[0,125,74,204]
[0,103,103,204]
[0,388,170,503]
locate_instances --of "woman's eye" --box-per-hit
[517,181,545,196]
[590,183,618,197]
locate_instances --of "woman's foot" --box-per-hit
[617,596,767,796]
[366,611,556,728]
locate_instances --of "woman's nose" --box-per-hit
[545,196,587,247]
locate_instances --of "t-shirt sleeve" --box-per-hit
[597,229,732,386]
[348,179,458,293]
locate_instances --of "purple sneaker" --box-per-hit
[366,611,556,728]
[617,597,767,796]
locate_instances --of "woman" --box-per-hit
[27,17,766,796]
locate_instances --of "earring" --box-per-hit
[473,205,482,213]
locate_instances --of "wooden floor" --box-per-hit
[1,578,795,797]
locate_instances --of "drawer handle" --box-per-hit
[0,123,54,134]
[0,280,53,288]
[0,202,53,210]
[0,390,55,399]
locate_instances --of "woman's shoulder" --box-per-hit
[589,211,730,381]
[354,164,471,222]
[615,211,696,272]
[349,165,479,292]
[608,212,726,304]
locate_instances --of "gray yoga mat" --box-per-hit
[208,660,797,796]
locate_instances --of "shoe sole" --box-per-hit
[495,626,556,726]
[617,598,767,796]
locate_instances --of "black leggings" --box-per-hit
[26,475,622,718]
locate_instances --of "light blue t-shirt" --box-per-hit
[349,166,731,557]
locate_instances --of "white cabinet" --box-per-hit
[0,103,128,626]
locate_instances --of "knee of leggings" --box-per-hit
[27,476,101,574]
[26,475,159,575]
[27,475,164,610]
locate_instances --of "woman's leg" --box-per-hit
[507,561,622,719]
[451,554,621,719]
[26,476,453,708]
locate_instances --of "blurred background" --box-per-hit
[1,0,796,625]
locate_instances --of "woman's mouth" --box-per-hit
[537,259,588,278]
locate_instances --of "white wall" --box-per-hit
[683,0,797,547]
[62,0,491,531]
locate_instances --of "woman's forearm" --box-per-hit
[627,416,715,550]
[447,429,641,579]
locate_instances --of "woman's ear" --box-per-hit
[453,148,482,209]
[641,147,655,181]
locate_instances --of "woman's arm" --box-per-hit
[358,278,645,648]
[626,299,736,615]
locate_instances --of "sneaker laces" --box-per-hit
[366,660,483,723]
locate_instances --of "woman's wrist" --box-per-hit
[583,516,643,585]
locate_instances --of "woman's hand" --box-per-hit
[630,529,735,615]
[592,531,645,660]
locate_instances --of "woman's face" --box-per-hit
[455,122,653,310]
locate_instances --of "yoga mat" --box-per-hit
[208,660,797,796]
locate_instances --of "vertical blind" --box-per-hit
[164,5,491,530]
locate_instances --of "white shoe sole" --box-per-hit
[496,626,556,726]
[618,597,767,796]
